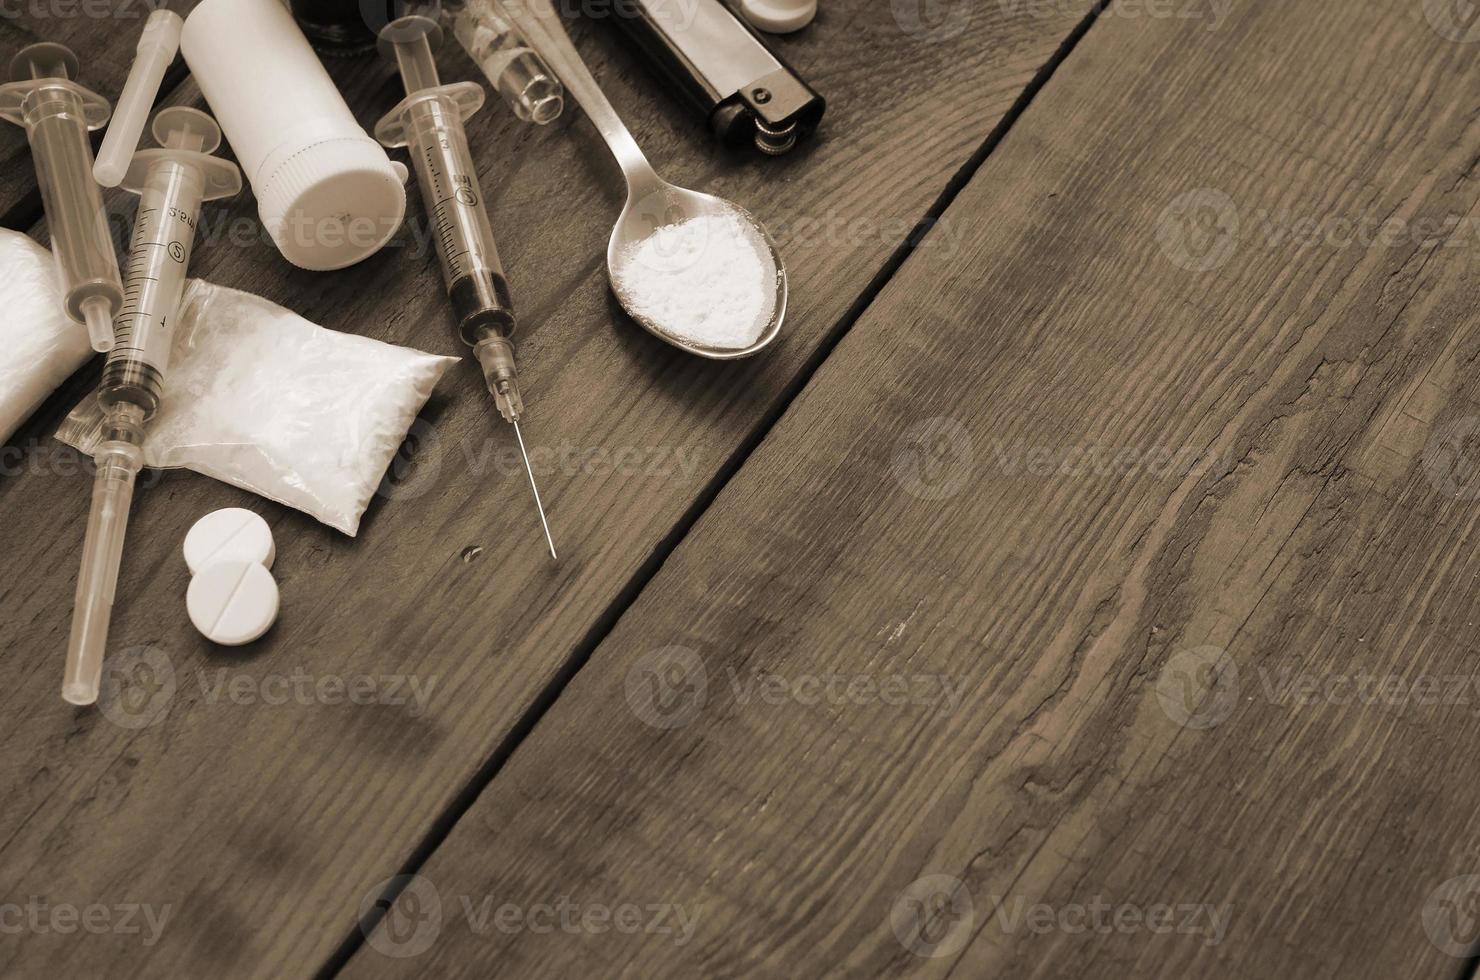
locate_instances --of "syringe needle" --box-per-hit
[512,418,557,560]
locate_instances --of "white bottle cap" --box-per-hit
[183,508,276,575]
[187,561,280,646]
[181,0,407,270]
[738,0,818,33]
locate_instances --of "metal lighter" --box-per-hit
[605,0,824,154]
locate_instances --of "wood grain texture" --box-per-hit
[0,1,200,226]
[0,1,1097,975]
[343,1,1480,977]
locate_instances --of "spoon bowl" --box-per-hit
[502,0,786,358]
[607,179,787,359]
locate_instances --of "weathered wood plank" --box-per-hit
[343,1,1480,977]
[0,1,1098,975]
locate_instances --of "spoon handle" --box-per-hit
[498,0,657,188]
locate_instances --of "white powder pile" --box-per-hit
[612,209,778,351]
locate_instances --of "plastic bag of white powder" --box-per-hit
[59,280,458,536]
[0,230,94,444]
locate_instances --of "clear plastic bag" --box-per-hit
[0,229,94,444]
[59,279,457,535]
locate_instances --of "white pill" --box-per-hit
[183,508,275,575]
[187,561,280,646]
[738,0,817,33]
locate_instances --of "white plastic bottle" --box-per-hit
[181,0,408,271]
[738,0,818,33]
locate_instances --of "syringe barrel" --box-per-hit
[101,159,205,416]
[23,83,124,327]
[400,92,516,347]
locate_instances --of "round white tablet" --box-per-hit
[183,508,275,575]
[738,0,817,33]
[187,561,280,646]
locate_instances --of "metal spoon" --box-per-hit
[500,0,787,359]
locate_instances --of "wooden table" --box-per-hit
[3,0,1479,976]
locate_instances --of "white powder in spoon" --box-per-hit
[611,209,778,352]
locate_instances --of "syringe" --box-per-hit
[65,107,241,706]
[0,43,124,352]
[374,14,557,559]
